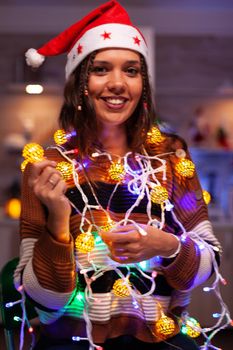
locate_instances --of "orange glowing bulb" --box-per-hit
[184,317,201,338]
[150,185,168,204]
[175,158,195,178]
[100,220,116,232]
[54,129,67,145]
[5,198,21,219]
[22,143,44,162]
[20,159,30,172]
[202,190,211,205]
[146,126,165,144]
[75,233,95,253]
[56,161,73,181]
[108,162,125,182]
[112,278,131,297]
[155,312,176,338]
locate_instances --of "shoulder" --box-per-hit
[144,129,188,156]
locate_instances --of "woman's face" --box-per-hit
[88,49,143,128]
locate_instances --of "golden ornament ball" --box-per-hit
[146,126,165,144]
[108,163,126,182]
[22,143,44,162]
[175,159,195,178]
[155,313,176,338]
[112,278,131,298]
[75,233,95,253]
[100,220,116,232]
[56,161,73,181]
[20,159,30,172]
[54,129,67,145]
[202,190,211,205]
[150,185,168,204]
[184,317,201,338]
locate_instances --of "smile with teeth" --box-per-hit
[102,97,127,107]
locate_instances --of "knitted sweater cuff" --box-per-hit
[161,236,200,290]
[35,230,74,263]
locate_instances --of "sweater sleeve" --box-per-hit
[14,149,76,310]
[161,139,221,291]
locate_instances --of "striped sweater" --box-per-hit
[14,135,221,344]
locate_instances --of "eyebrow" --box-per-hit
[93,60,140,65]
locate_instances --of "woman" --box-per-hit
[14,1,223,349]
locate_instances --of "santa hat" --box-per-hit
[25,0,148,80]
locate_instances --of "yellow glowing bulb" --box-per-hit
[108,162,125,182]
[185,317,201,338]
[22,143,44,162]
[56,161,73,181]
[54,129,67,145]
[75,233,95,253]
[100,220,116,232]
[155,312,176,338]
[175,159,195,178]
[5,198,21,219]
[150,185,168,204]
[112,278,131,297]
[20,159,30,172]
[202,190,211,205]
[146,126,165,144]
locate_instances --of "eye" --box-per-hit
[126,67,140,76]
[91,66,108,75]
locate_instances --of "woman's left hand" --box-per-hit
[99,224,179,263]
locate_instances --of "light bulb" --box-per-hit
[22,143,44,162]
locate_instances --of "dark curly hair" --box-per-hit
[59,51,157,157]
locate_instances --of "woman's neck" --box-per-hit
[98,125,130,157]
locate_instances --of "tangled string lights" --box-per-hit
[15,128,232,350]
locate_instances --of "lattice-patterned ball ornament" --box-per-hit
[100,220,116,232]
[108,162,126,182]
[22,143,44,162]
[202,190,211,205]
[75,233,95,253]
[155,312,176,338]
[56,161,73,181]
[20,159,30,172]
[175,158,195,178]
[150,185,168,204]
[181,317,201,338]
[54,129,67,145]
[112,278,131,297]
[146,126,165,144]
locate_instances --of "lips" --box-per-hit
[101,96,128,109]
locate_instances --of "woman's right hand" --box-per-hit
[28,160,71,243]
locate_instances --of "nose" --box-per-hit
[106,70,126,94]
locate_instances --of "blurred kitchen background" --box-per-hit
[0,0,233,348]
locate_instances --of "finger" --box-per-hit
[101,229,140,244]
[35,167,62,188]
[112,224,136,233]
[109,254,129,263]
[112,242,140,254]
[47,173,64,189]
[28,160,57,187]
[53,178,68,194]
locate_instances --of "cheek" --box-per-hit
[131,79,143,100]
[88,77,106,97]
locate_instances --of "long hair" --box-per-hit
[59,51,157,157]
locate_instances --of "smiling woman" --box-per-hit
[13,1,227,350]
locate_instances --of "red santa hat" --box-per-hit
[25,0,148,80]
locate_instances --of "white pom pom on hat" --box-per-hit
[25,0,148,80]
[25,48,45,68]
